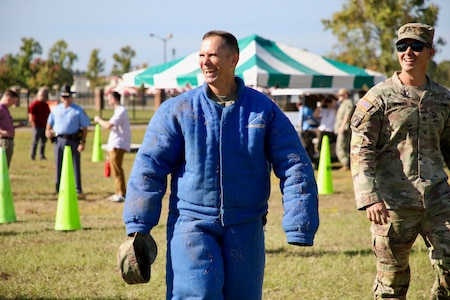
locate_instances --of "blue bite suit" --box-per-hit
[123,77,319,299]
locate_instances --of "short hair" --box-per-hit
[337,88,349,97]
[4,89,18,99]
[202,30,239,55]
[111,91,121,102]
[38,87,48,97]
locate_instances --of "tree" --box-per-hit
[86,49,106,91]
[111,45,136,76]
[0,55,17,91]
[16,37,43,90]
[321,0,444,76]
[430,60,450,88]
[27,57,48,90]
[48,40,77,69]
[0,38,43,92]
[46,40,78,87]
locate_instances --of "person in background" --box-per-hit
[350,23,450,299]
[94,91,131,203]
[28,87,51,160]
[296,96,319,132]
[123,30,319,299]
[315,96,337,134]
[46,85,90,197]
[0,89,22,168]
[312,95,337,155]
[296,96,319,158]
[334,88,354,171]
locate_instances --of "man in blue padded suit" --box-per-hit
[123,30,319,300]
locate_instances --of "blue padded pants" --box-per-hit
[167,215,265,300]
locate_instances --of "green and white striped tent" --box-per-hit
[127,34,385,90]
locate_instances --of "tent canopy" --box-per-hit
[127,34,385,90]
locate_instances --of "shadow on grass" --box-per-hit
[0,224,126,237]
[267,246,426,257]
[10,296,129,300]
[266,246,372,257]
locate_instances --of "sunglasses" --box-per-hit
[396,41,428,52]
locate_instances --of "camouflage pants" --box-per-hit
[335,130,351,167]
[371,207,450,300]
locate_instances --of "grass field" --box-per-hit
[0,124,435,299]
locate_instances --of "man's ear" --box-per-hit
[429,47,435,59]
[232,53,239,66]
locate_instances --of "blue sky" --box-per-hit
[1,0,449,74]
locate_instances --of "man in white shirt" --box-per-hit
[94,91,131,202]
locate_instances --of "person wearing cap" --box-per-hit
[350,22,450,299]
[334,87,354,171]
[46,85,90,197]
[94,91,131,203]
[0,89,22,168]
[28,87,51,160]
[123,30,319,299]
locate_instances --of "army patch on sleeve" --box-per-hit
[357,97,374,112]
[351,112,364,128]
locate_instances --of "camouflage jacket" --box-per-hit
[350,72,450,210]
[334,98,354,133]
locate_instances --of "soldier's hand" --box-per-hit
[366,202,389,225]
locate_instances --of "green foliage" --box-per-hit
[321,0,443,76]
[44,40,78,88]
[0,54,17,91]
[16,37,43,88]
[0,38,79,92]
[47,40,78,69]
[86,49,106,91]
[428,60,450,87]
[0,38,43,91]
[111,45,136,76]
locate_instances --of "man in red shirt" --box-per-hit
[28,87,50,160]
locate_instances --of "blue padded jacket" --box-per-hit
[123,77,319,246]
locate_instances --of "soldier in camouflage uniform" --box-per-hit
[350,23,450,299]
[334,88,354,171]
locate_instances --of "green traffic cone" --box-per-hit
[317,135,334,195]
[91,123,103,162]
[55,146,81,231]
[0,147,16,223]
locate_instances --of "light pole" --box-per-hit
[149,33,173,63]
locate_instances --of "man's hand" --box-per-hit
[77,143,85,153]
[46,129,54,139]
[366,202,389,225]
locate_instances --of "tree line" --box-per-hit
[0,39,139,94]
[0,0,449,94]
[322,0,450,87]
